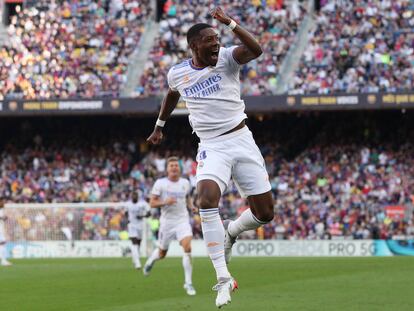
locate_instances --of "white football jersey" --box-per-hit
[0,209,5,240]
[127,200,150,226]
[167,46,247,139]
[151,177,191,225]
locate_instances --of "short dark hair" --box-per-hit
[187,23,213,44]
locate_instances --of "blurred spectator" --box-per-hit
[135,0,305,97]
[290,0,414,94]
[0,0,151,99]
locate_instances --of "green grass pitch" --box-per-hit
[0,257,413,311]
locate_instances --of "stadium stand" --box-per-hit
[135,0,305,96]
[0,0,151,100]
[2,1,412,99]
[2,112,413,240]
[289,0,414,94]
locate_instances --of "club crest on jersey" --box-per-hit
[183,75,190,83]
[198,150,207,160]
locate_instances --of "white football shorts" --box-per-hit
[128,223,143,239]
[196,126,271,197]
[158,221,193,251]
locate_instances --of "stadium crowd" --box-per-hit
[2,112,414,241]
[135,0,304,97]
[2,1,413,99]
[0,0,151,100]
[290,0,414,94]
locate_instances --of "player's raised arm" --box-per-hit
[210,7,263,65]
[147,88,181,145]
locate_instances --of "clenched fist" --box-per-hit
[147,127,163,145]
[210,7,232,25]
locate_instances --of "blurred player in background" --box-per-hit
[147,6,274,308]
[0,199,12,266]
[143,157,196,296]
[127,192,150,270]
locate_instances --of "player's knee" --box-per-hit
[159,249,167,259]
[257,206,274,223]
[198,195,219,210]
[130,238,139,245]
[183,241,192,253]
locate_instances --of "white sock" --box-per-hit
[182,252,193,285]
[136,246,141,262]
[131,244,139,266]
[0,244,5,262]
[146,248,161,266]
[228,208,268,238]
[200,208,231,280]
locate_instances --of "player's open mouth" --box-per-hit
[211,51,219,60]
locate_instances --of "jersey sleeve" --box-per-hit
[167,67,178,91]
[151,180,162,196]
[221,46,241,73]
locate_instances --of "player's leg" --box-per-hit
[144,247,167,269]
[129,237,142,269]
[228,190,273,236]
[128,224,142,269]
[179,236,196,296]
[198,180,237,307]
[196,146,232,278]
[197,144,237,307]
[177,221,196,295]
[180,236,193,284]
[198,180,231,280]
[143,247,168,276]
[225,129,274,263]
[0,241,5,263]
[228,191,274,237]
[0,241,11,266]
[143,226,171,276]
